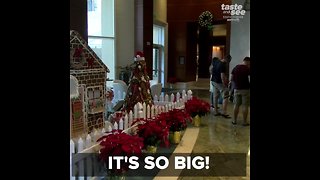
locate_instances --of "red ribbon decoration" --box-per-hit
[73,48,83,57]
[86,57,94,68]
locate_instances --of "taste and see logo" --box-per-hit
[221,4,246,16]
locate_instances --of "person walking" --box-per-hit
[211,57,231,118]
[230,57,250,126]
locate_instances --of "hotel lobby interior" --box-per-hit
[70,0,250,179]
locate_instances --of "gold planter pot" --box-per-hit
[169,131,181,144]
[146,145,157,153]
[109,175,126,180]
[193,115,201,127]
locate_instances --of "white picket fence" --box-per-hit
[70,90,193,179]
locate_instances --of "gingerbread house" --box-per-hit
[70,30,110,137]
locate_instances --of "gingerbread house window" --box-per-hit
[87,86,104,114]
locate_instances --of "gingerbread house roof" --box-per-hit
[70,30,110,72]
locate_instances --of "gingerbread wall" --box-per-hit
[87,113,104,132]
[72,71,106,87]
[71,71,106,133]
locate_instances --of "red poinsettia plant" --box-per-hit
[185,97,210,118]
[97,130,144,176]
[158,109,192,132]
[132,118,170,148]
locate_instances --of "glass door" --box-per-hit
[152,45,164,86]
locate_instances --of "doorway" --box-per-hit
[197,22,228,78]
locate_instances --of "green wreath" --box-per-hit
[198,11,213,29]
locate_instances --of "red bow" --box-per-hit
[136,51,144,58]
[73,48,83,57]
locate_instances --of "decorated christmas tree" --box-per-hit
[122,51,154,112]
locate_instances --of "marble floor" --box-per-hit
[162,79,250,180]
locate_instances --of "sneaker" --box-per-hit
[221,114,231,119]
[242,123,250,126]
[211,105,219,109]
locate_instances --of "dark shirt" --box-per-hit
[231,64,250,90]
[221,59,230,79]
[210,59,226,83]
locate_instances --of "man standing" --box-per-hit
[230,57,250,126]
[211,57,231,118]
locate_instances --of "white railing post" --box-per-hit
[77,138,84,180]
[129,110,133,127]
[78,137,84,153]
[176,92,180,102]
[143,102,146,119]
[93,129,98,143]
[165,94,169,102]
[184,94,187,102]
[113,122,118,130]
[70,139,75,180]
[187,90,192,100]
[70,139,75,155]
[86,134,92,149]
[160,94,164,102]
[107,125,112,133]
[134,104,138,119]
[155,105,158,116]
[124,114,128,130]
[119,118,124,130]
[182,90,186,98]
[86,134,93,178]
[147,105,150,119]
[138,110,143,119]
[151,105,155,118]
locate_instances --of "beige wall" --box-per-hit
[106,0,170,80]
[153,0,168,86]
[153,0,167,23]
[115,0,135,79]
[230,0,250,71]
